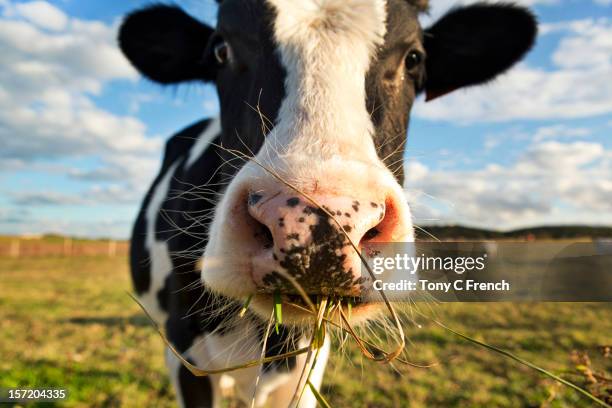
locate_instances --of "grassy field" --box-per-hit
[0,255,610,407]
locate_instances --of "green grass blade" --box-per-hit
[307,380,331,408]
[347,298,352,320]
[239,294,253,318]
[312,319,326,349]
[434,319,611,408]
[274,290,282,335]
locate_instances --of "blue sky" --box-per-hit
[0,0,611,238]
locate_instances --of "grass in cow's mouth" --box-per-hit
[283,293,362,310]
[216,144,408,355]
[273,290,282,334]
[239,294,253,318]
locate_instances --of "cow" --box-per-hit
[118,1,536,407]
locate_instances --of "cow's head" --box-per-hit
[119,0,536,324]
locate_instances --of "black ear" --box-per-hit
[118,5,215,84]
[424,3,537,101]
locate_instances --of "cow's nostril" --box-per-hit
[250,217,274,249]
[361,227,380,243]
[358,195,399,244]
[260,224,274,249]
[245,192,275,250]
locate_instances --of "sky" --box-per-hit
[0,0,610,238]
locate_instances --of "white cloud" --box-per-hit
[0,15,137,97]
[7,1,68,31]
[415,64,612,122]
[550,18,612,70]
[532,124,591,141]
[415,18,612,123]
[11,184,144,206]
[0,1,164,215]
[405,139,612,228]
[520,141,604,170]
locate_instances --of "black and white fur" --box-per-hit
[120,1,536,407]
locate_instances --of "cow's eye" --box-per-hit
[405,50,423,70]
[214,40,231,65]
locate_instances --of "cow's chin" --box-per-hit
[247,293,385,327]
[200,260,384,327]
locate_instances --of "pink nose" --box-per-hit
[246,192,390,295]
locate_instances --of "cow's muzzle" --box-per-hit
[245,192,400,297]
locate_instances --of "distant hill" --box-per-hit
[416,225,612,240]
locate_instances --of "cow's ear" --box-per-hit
[423,4,537,101]
[119,5,216,84]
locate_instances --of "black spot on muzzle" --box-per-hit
[262,206,365,295]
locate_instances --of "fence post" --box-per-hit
[63,237,73,256]
[9,239,20,258]
[108,240,117,257]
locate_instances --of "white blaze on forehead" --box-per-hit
[266,0,387,159]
